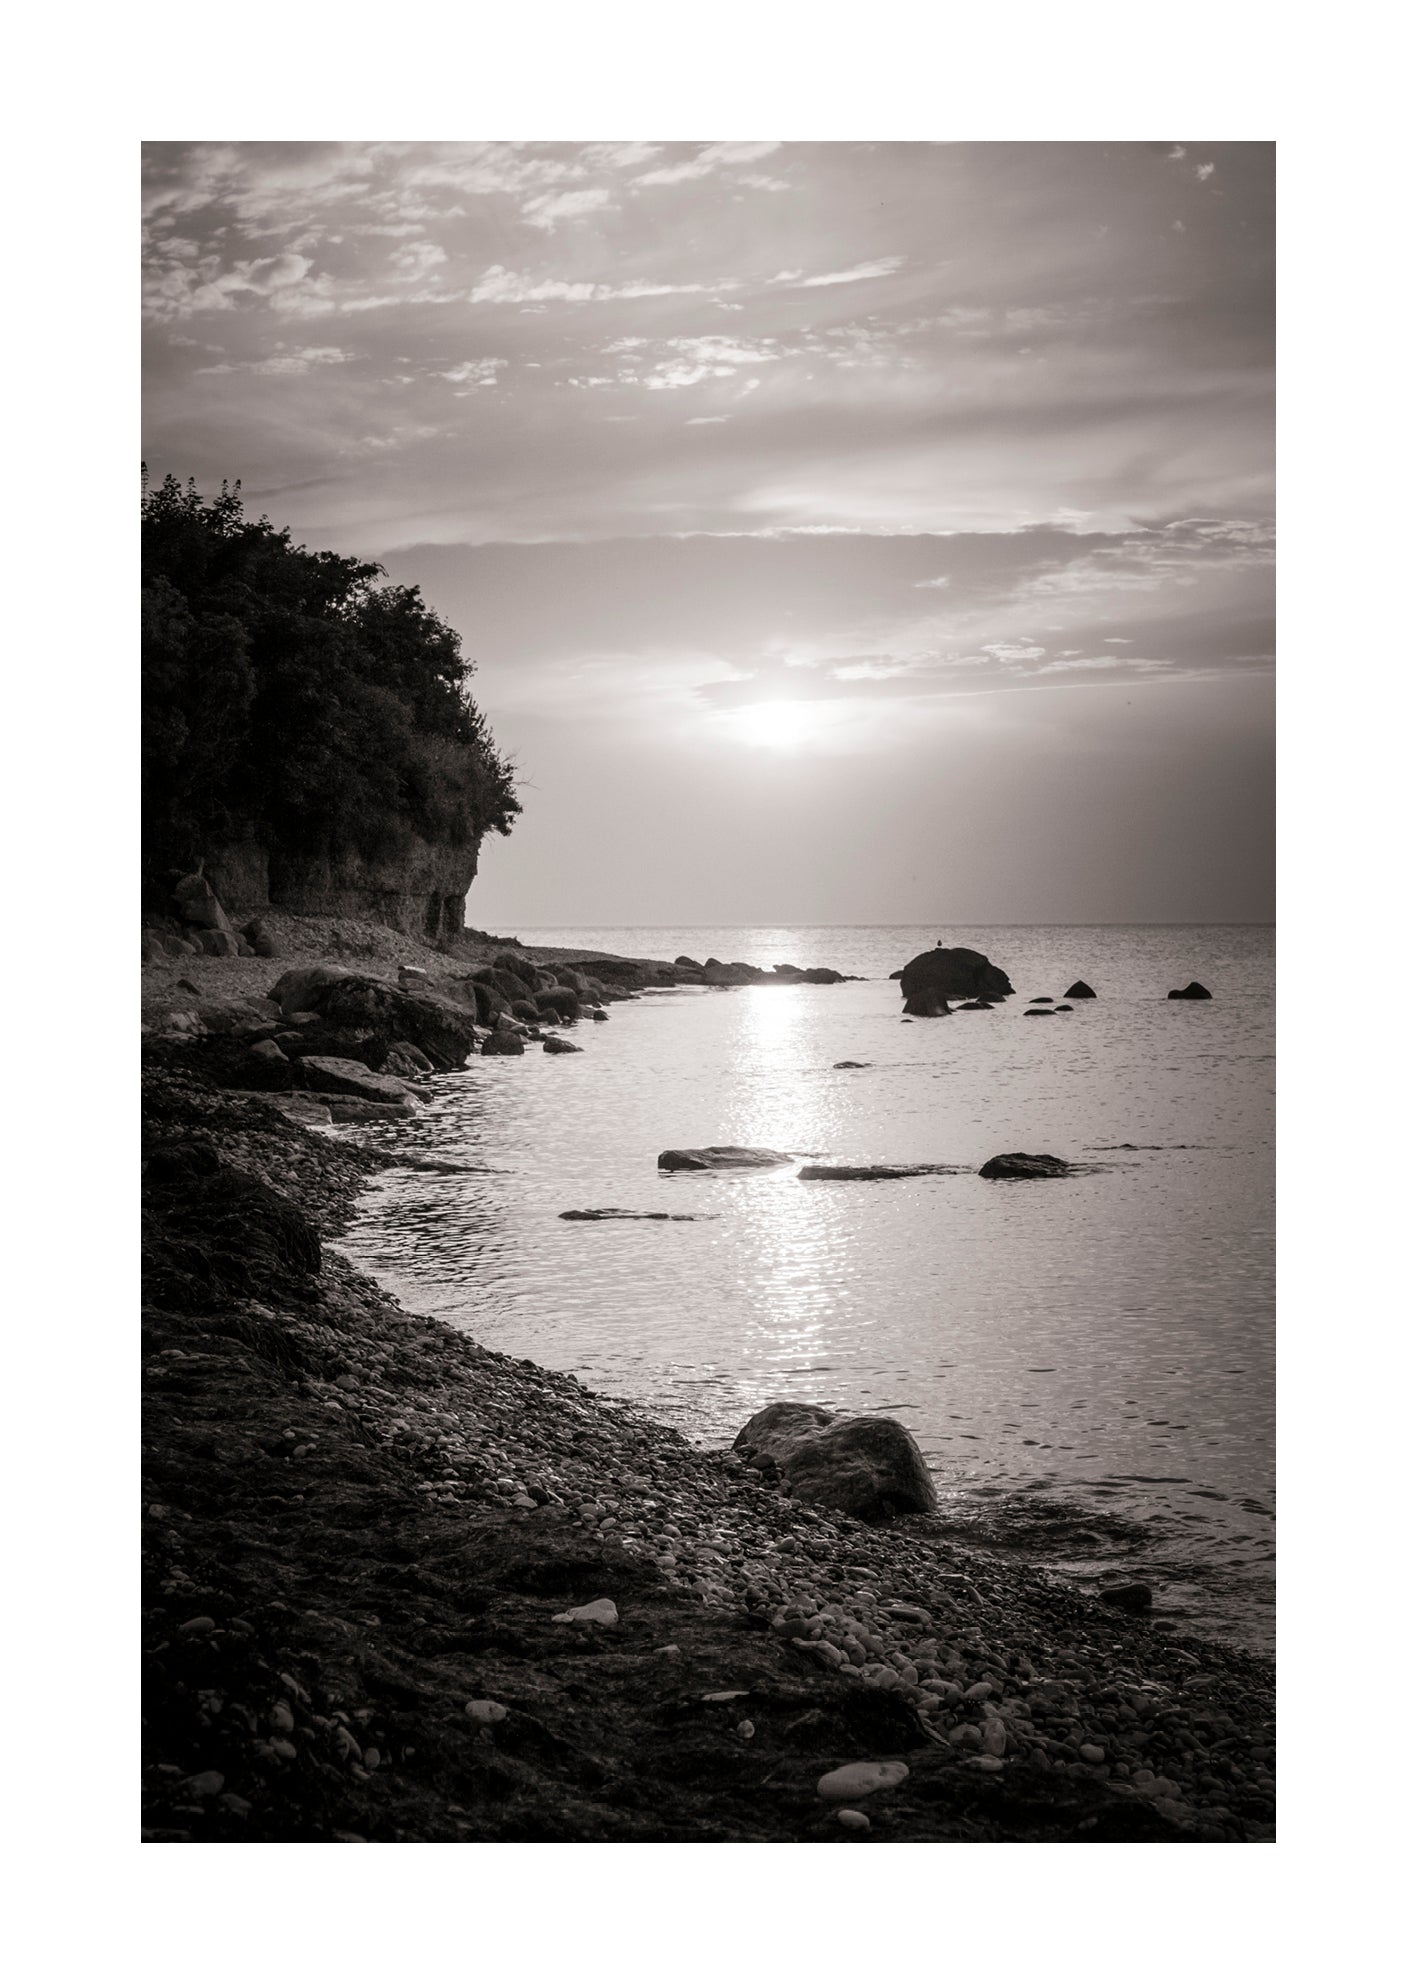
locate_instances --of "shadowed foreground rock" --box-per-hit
[979,1153,1073,1180]
[734,1405,938,1523]
[659,1146,796,1171]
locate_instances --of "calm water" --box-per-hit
[338,926,1275,1650]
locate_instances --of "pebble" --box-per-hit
[817,1760,910,1802]
[186,1770,225,1798]
[178,1616,217,1636]
[736,1721,755,1740]
[553,1598,619,1626]
[1079,1742,1107,1765]
[464,1699,509,1725]
[837,1809,871,1831]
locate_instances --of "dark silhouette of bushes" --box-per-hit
[142,472,519,890]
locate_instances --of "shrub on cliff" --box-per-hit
[141,471,520,890]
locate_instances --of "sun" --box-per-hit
[734,700,818,752]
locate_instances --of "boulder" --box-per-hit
[1168,981,1212,1000]
[384,1040,434,1080]
[241,919,278,958]
[268,970,481,1071]
[903,990,953,1017]
[172,871,232,932]
[248,1038,287,1067]
[1098,1580,1153,1614]
[269,965,352,1016]
[296,1056,419,1108]
[733,1404,937,1523]
[1065,980,1096,999]
[324,1095,418,1123]
[592,1010,610,1023]
[543,1035,583,1054]
[536,987,580,1023]
[1055,1004,1073,1012]
[197,929,241,957]
[1029,997,1053,1004]
[658,1146,796,1171]
[1024,1008,1054,1017]
[899,946,1013,1004]
[141,930,167,966]
[482,1032,525,1055]
[978,1152,1073,1180]
[732,1402,835,1467]
[958,1000,994,1011]
[674,955,702,970]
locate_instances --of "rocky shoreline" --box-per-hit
[141,923,1275,1844]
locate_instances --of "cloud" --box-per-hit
[635,141,780,188]
[1196,163,1216,182]
[438,358,507,393]
[390,239,447,280]
[522,187,614,231]
[785,257,905,288]
[467,263,731,304]
[195,344,351,376]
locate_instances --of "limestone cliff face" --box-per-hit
[205,834,479,945]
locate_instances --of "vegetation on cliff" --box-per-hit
[141,472,520,896]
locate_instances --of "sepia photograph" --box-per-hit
[137,135,1277,1849]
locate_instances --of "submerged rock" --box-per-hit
[978,1152,1073,1180]
[559,1208,701,1222]
[797,1163,960,1181]
[899,945,1013,1004]
[482,1031,526,1055]
[733,1403,937,1523]
[1168,981,1213,1000]
[833,1061,870,1069]
[1065,980,1097,999]
[658,1146,796,1171]
[543,1036,583,1054]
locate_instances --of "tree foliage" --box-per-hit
[141,472,520,882]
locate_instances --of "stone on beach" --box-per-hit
[978,1152,1073,1180]
[464,1699,509,1724]
[657,1146,796,1171]
[1099,1580,1153,1613]
[296,1056,419,1108]
[816,1760,910,1801]
[553,1598,619,1626]
[734,1404,937,1523]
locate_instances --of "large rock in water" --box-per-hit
[978,1152,1072,1180]
[1168,981,1213,1000]
[899,946,1013,1007]
[658,1146,796,1171]
[1065,980,1097,999]
[733,1403,937,1523]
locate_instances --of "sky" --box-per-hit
[142,140,1274,927]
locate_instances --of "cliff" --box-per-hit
[141,473,518,946]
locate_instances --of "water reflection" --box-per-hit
[338,925,1274,1648]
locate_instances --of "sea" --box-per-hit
[336,925,1275,1652]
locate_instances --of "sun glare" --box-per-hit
[735,700,818,752]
